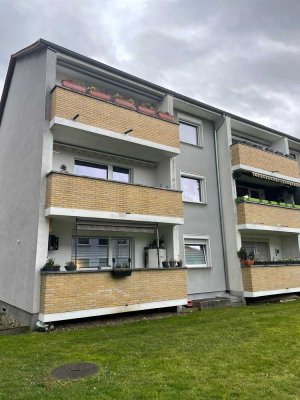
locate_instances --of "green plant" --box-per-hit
[140,102,155,110]
[113,93,135,103]
[65,261,77,271]
[237,246,247,260]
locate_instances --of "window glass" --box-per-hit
[72,237,109,268]
[77,237,90,246]
[179,122,198,145]
[185,244,207,266]
[181,176,202,202]
[242,241,270,261]
[74,160,107,179]
[77,259,90,268]
[113,166,130,183]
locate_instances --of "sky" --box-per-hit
[0,0,300,137]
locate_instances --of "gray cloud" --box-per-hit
[0,0,300,137]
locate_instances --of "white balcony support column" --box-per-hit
[158,94,173,114]
[271,137,289,154]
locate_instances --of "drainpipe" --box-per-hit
[214,114,230,293]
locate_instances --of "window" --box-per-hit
[184,237,210,268]
[72,237,109,269]
[77,237,90,246]
[179,122,198,145]
[113,166,130,183]
[181,175,206,203]
[236,185,264,200]
[74,160,108,179]
[112,238,131,267]
[242,241,270,261]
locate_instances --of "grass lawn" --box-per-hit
[0,302,300,400]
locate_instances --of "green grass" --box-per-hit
[1,302,300,399]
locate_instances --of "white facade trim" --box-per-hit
[39,298,187,322]
[237,224,300,234]
[45,207,184,225]
[51,117,180,156]
[244,287,300,298]
[232,164,300,185]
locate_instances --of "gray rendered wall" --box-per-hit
[216,117,243,295]
[0,49,55,318]
[175,114,226,297]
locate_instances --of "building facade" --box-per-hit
[1,39,300,327]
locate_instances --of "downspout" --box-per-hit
[214,114,230,293]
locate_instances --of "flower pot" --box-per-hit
[137,105,156,115]
[61,80,86,93]
[113,98,136,109]
[87,89,111,101]
[65,264,77,271]
[240,260,254,267]
[177,261,183,268]
[156,111,174,122]
[169,261,176,268]
[53,265,61,272]
[112,269,132,277]
[162,261,169,268]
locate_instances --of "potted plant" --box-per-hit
[177,259,183,267]
[42,258,55,271]
[113,93,136,109]
[111,257,132,277]
[86,86,111,101]
[237,246,255,266]
[61,80,86,93]
[156,111,174,122]
[162,259,169,268]
[65,261,77,271]
[137,103,156,116]
[53,263,61,272]
[169,258,176,268]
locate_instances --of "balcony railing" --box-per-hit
[39,268,187,321]
[51,86,180,150]
[45,172,183,223]
[231,143,299,179]
[236,198,300,229]
[242,264,300,295]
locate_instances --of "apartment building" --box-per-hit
[0,39,300,327]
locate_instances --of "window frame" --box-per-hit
[178,113,203,147]
[74,159,132,183]
[180,172,207,204]
[184,235,211,268]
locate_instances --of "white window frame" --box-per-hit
[74,159,132,183]
[180,171,207,204]
[183,235,212,268]
[178,113,203,147]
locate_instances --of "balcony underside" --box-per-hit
[51,117,180,163]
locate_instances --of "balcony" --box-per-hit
[45,172,184,224]
[236,198,300,231]
[39,268,187,322]
[242,264,300,297]
[231,143,299,179]
[50,86,180,161]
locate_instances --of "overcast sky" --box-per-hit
[1,0,300,137]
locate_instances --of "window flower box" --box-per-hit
[113,93,136,109]
[137,104,156,116]
[87,88,111,101]
[61,80,86,93]
[156,111,174,122]
[111,269,132,277]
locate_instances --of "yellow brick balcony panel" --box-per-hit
[51,86,180,149]
[231,143,299,179]
[236,201,300,229]
[242,265,300,295]
[45,172,183,221]
[40,268,187,317]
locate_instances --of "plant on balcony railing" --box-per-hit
[42,258,61,272]
[235,196,300,209]
[111,257,132,277]
[237,246,255,267]
[137,102,156,116]
[61,80,86,93]
[86,86,111,101]
[65,261,77,271]
[254,259,300,266]
[113,93,136,109]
